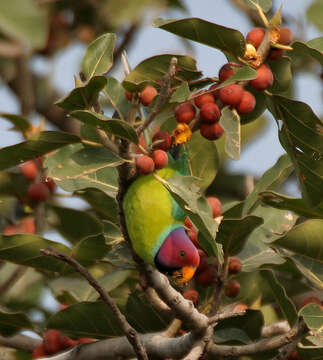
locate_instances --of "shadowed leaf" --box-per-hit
[154,18,246,58]
[0,311,34,337]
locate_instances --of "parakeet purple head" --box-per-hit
[154,227,200,283]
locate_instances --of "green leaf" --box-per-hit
[154,18,246,58]
[123,54,202,91]
[239,206,296,272]
[103,221,123,244]
[261,270,298,326]
[47,301,123,338]
[0,311,34,337]
[219,107,241,160]
[188,131,220,191]
[269,6,282,27]
[292,38,323,66]
[0,171,29,199]
[299,303,323,331]
[55,76,107,111]
[81,33,116,80]
[78,188,118,223]
[274,97,323,207]
[0,113,30,133]
[126,291,172,333]
[50,270,131,303]
[272,219,323,262]
[72,233,108,266]
[49,205,103,244]
[307,2,323,31]
[288,253,323,290]
[71,110,138,144]
[0,234,71,273]
[44,144,120,197]
[215,66,258,91]
[217,216,263,256]
[157,175,223,261]
[0,131,80,171]
[260,191,323,219]
[104,77,132,120]
[243,0,272,12]
[268,57,292,94]
[298,342,323,360]
[170,82,190,103]
[213,310,264,345]
[0,0,48,49]
[242,154,293,215]
[104,241,136,269]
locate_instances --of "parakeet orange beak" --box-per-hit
[173,266,197,284]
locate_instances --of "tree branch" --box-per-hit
[0,334,41,353]
[136,57,178,135]
[40,247,148,360]
[208,318,308,357]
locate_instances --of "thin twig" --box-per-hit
[136,57,178,135]
[40,247,149,360]
[208,308,246,326]
[96,128,120,154]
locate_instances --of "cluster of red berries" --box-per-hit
[125,85,158,106]
[300,296,323,310]
[135,131,173,175]
[20,159,56,203]
[246,26,293,60]
[32,329,95,358]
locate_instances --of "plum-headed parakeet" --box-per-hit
[123,154,200,283]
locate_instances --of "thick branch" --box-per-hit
[208,318,308,357]
[136,57,178,135]
[0,334,41,353]
[40,247,148,360]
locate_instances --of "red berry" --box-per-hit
[43,177,56,193]
[219,84,244,107]
[152,150,168,170]
[3,225,19,235]
[268,48,284,60]
[196,264,217,287]
[225,280,241,298]
[194,91,215,108]
[200,123,224,141]
[197,249,208,274]
[136,155,155,175]
[183,289,199,306]
[187,227,200,249]
[234,303,248,312]
[219,63,241,82]
[59,334,77,350]
[200,103,221,124]
[288,351,303,360]
[21,217,35,234]
[228,257,242,274]
[139,86,158,106]
[28,183,51,202]
[78,338,96,344]
[125,90,133,101]
[301,296,321,308]
[207,196,222,218]
[209,83,220,98]
[246,28,265,48]
[184,217,194,229]
[60,304,69,310]
[236,90,256,115]
[43,330,63,355]
[32,343,48,358]
[20,160,38,180]
[152,131,172,150]
[279,27,293,45]
[175,102,196,124]
[251,64,274,91]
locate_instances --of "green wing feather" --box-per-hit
[123,152,189,265]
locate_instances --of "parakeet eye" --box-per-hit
[179,250,186,258]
